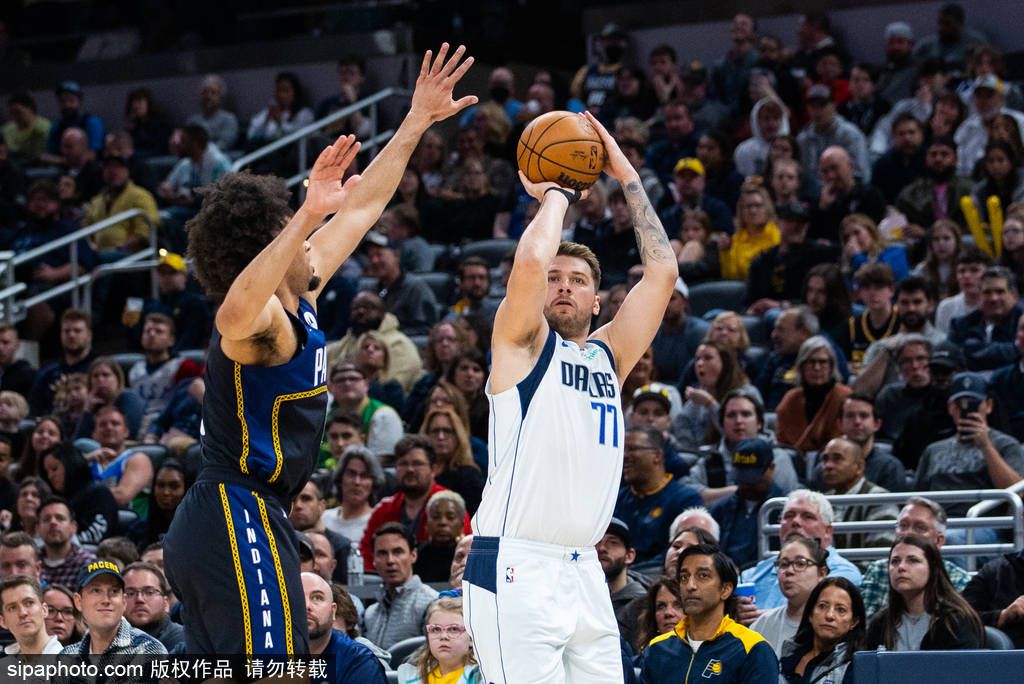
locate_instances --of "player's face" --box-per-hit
[124,569,168,628]
[289,482,325,531]
[654,585,683,633]
[285,239,320,294]
[43,590,76,644]
[544,256,599,340]
[75,576,125,634]
[373,533,416,587]
[426,500,462,545]
[678,554,731,619]
[302,573,336,642]
[0,584,47,644]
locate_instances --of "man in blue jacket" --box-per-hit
[640,544,778,683]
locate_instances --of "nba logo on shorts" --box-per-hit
[505,567,515,583]
[701,659,722,678]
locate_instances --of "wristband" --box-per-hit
[544,186,582,205]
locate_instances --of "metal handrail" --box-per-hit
[231,87,410,172]
[757,489,1024,571]
[966,477,1024,518]
[0,209,158,322]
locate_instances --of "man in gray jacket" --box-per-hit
[363,522,439,649]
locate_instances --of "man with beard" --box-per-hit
[854,276,945,395]
[595,518,645,645]
[361,231,439,335]
[877,22,918,105]
[302,572,386,683]
[709,439,784,569]
[122,562,184,652]
[325,290,422,392]
[896,137,973,233]
[614,426,701,571]
[163,44,477,657]
[27,309,96,416]
[359,435,471,572]
[871,114,926,204]
[463,112,676,684]
[449,256,499,320]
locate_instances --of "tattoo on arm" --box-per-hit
[624,181,674,264]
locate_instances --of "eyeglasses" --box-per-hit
[45,605,76,619]
[426,624,467,637]
[332,375,364,383]
[774,557,819,572]
[125,587,164,599]
[803,358,832,368]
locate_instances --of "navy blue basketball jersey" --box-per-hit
[199,297,329,509]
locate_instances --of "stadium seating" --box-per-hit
[852,649,1024,684]
[456,239,517,268]
[984,626,1017,650]
[688,281,747,317]
[388,635,426,669]
[419,272,456,306]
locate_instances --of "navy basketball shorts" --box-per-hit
[164,481,308,656]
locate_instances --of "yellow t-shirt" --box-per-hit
[720,221,781,281]
[427,666,465,684]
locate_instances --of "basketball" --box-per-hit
[516,111,607,191]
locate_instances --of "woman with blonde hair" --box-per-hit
[420,405,484,514]
[397,596,481,683]
[719,182,781,281]
[0,391,30,458]
[356,332,405,413]
[840,213,909,285]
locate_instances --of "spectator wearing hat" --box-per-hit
[650,277,709,384]
[615,426,702,572]
[627,382,690,480]
[127,252,211,352]
[878,22,918,106]
[61,560,166,658]
[895,136,974,232]
[657,157,733,237]
[645,100,700,186]
[709,438,785,569]
[954,74,1024,177]
[43,81,104,160]
[915,372,1024,533]
[711,14,759,113]
[948,266,1023,371]
[326,290,424,394]
[988,315,1024,442]
[914,3,988,77]
[679,62,729,134]
[798,88,870,182]
[892,343,962,470]
[746,202,839,316]
[362,231,439,336]
[596,517,647,644]
[83,153,160,255]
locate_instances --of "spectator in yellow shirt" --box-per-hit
[719,182,780,281]
[84,154,159,254]
[3,92,51,162]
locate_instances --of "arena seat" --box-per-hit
[457,238,517,268]
[688,281,747,317]
[744,345,769,371]
[419,272,456,305]
[109,352,145,378]
[741,314,768,345]
[424,243,450,271]
[131,444,169,472]
[853,649,1023,684]
[357,276,378,294]
[181,442,202,476]
[388,636,425,669]
[984,625,1016,650]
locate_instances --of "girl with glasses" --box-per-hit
[752,535,829,655]
[398,596,480,683]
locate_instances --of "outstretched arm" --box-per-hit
[215,137,361,352]
[309,43,477,289]
[586,111,677,384]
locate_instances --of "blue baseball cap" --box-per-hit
[733,438,774,484]
[949,372,987,402]
[79,560,124,589]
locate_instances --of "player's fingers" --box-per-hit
[451,95,479,113]
[431,43,450,75]
[441,44,467,77]
[448,54,475,84]
[419,50,432,79]
[338,140,361,169]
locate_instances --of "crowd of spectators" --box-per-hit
[0,3,1023,682]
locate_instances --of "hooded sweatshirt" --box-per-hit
[734,97,791,177]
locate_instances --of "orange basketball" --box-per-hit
[516,111,606,191]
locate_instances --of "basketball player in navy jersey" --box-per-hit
[462,112,677,682]
[163,44,477,658]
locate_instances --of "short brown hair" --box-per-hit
[332,583,359,638]
[123,561,171,595]
[143,312,175,336]
[61,309,92,328]
[557,241,601,288]
[853,262,895,289]
[0,576,43,605]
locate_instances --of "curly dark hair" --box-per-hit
[185,171,292,297]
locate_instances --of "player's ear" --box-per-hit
[592,293,601,316]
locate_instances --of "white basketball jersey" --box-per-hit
[473,329,624,547]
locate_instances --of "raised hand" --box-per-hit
[582,110,635,183]
[517,170,590,203]
[410,43,478,124]
[303,134,362,216]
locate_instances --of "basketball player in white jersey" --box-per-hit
[462,111,677,683]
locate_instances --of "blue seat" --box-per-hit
[688,281,748,317]
[418,272,456,305]
[457,238,517,268]
[985,625,1016,650]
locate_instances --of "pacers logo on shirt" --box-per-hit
[701,659,722,678]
